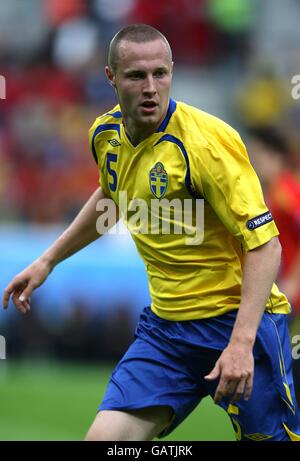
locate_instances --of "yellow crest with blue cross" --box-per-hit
[149,162,168,198]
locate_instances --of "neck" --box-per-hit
[124,120,158,145]
[123,101,170,145]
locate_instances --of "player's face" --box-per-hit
[106,39,173,141]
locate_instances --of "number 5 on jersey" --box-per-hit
[107,153,118,192]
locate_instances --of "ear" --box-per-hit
[170,61,174,76]
[105,66,116,88]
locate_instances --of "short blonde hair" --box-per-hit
[108,24,172,73]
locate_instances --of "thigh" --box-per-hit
[85,406,173,441]
[97,337,207,437]
[94,307,233,440]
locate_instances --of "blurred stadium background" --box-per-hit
[0,0,299,441]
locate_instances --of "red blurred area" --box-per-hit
[127,0,217,64]
[0,65,101,222]
[43,0,88,26]
[268,171,300,312]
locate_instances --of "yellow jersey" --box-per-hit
[89,98,290,320]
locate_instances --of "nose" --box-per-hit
[143,75,156,96]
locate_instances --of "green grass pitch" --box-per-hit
[0,361,234,441]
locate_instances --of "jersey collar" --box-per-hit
[156,98,177,133]
[121,98,177,148]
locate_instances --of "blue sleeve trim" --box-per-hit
[156,98,177,133]
[107,111,123,119]
[91,123,121,164]
[154,134,202,199]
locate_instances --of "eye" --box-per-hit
[154,69,167,78]
[127,72,144,80]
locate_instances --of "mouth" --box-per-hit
[140,101,158,114]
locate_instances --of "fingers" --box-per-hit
[230,378,247,403]
[2,280,18,309]
[213,374,253,405]
[204,361,220,381]
[244,374,253,401]
[12,284,32,314]
[12,293,31,314]
[18,284,34,303]
[3,278,33,314]
[213,376,229,404]
[230,372,253,403]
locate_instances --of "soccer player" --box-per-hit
[3,24,300,441]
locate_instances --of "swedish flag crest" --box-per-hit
[149,162,168,198]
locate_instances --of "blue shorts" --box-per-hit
[99,306,300,441]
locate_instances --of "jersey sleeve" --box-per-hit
[191,127,279,251]
[88,120,111,198]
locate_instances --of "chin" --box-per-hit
[138,115,159,126]
[144,114,159,122]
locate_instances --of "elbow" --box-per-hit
[269,237,282,275]
[264,236,282,265]
[270,236,282,256]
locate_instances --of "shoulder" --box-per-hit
[172,101,245,155]
[89,105,122,164]
[89,104,122,140]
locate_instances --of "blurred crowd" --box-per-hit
[0,0,259,222]
[2,298,136,362]
[0,0,299,223]
[0,0,299,401]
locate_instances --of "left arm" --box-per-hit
[205,236,282,403]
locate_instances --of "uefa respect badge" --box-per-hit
[0,75,6,100]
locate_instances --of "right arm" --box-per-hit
[3,187,118,314]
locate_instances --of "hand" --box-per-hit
[2,258,52,314]
[204,343,254,404]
